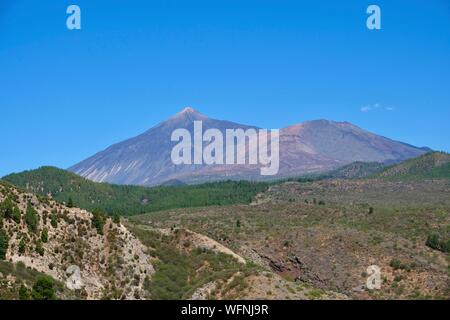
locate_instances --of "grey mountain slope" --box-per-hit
[69,108,428,186]
[69,108,258,185]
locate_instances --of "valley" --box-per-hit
[130,177,450,299]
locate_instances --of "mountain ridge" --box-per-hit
[69,108,428,186]
[373,151,450,180]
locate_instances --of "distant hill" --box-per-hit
[321,161,386,180]
[374,152,450,180]
[2,167,268,216]
[159,179,187,187]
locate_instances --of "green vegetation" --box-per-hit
[375,152,450,180]
[19,284,30,300]
[12,206,21,223]
[0,229,9,260]
[35,240,44,256]
[25,203,39,233]
[0,197,21,224]
[0,261,70,300]
[389,259,412,271]
[306,288,325,299]
[286,152,449,183]
[50,213,58,228]
[18,238,26,254]
[426,234,450,253]
[91,209,107,235]
[323,161,386,180]
[282,161,386,183]
[31,276,56,300]
[41,227,49,243]
[1,154,449,300]
[130,226,258,300]
[0,197,14,220]
[2,167,269,216]
[131,176,450,300]
[112,214,120,224]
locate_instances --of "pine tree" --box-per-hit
[0,197,14,220]
[12,206,21,223]
[41,228,49,243]
[25,203,39,233]
[0,229,9,260]
[50,213,58,228]
[19,238,26,254]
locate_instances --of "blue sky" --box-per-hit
[1,0,449,176]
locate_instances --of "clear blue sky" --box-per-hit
[1,0,449,176]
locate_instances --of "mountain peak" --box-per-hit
[69,111,429,186]
[177,106,201,116]
[181,106,196,113]
[170,106,208,122]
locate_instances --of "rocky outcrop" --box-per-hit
[0,182,154,299]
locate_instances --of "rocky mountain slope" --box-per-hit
[127,222,347,300]
[133,177,450,299]
[2,181,344,300]
[70,107,258,185]
[69,108,428,186]
[0,181,154,299]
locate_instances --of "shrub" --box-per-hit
[31,276,56,300]
[19,284,30,300]
[390,258,417,272]
[390,259,405,270]
[426,234,450,253]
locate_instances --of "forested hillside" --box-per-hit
[374,152,450,180]
[2,167,268,216]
